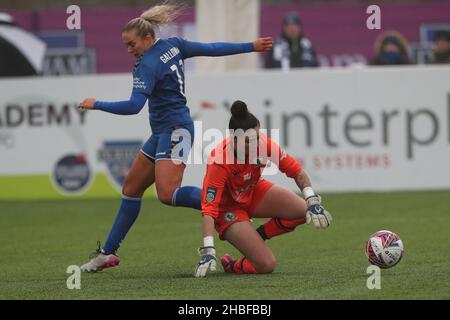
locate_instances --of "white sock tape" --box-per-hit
[302,187,315,199]
[203,236,214,248]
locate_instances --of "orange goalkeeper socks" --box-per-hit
[223,256,257,274]
[256,217,307,240]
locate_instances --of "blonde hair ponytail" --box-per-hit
[124,1,186,38]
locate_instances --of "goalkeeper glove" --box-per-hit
[195,246,217,278]
[306,195,333,229]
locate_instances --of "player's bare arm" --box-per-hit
[202,215,215,238]
[195,215,217,278]
[294,170,313,191]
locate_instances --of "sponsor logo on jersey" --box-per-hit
[133,77,146,90]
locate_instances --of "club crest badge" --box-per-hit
[206,187,217,202]
[224,212,237,222]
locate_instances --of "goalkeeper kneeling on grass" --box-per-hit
[195,100,332,277]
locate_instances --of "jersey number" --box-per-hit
[170,60,185,97]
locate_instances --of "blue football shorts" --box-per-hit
[140,122,194,165]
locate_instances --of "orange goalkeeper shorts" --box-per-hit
[215,179,274,240]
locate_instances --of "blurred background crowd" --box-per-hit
[0,0,449,77]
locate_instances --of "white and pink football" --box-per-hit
[365,230,404,269]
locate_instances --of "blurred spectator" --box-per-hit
[428,30,450,64]
[265,12,318,70]
[371,31,412,66]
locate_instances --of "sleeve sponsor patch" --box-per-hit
[206,187,217,202]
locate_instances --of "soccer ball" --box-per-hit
[365,230,404,269]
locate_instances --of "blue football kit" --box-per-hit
[94,38,254,163]
[92,38,256,255]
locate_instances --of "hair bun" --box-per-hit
[230,100,248,120]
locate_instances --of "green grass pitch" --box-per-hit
[0,191,449,300]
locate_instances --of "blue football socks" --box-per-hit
[102,195,142,255]
[172,186,202,210]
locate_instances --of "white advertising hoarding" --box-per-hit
[0,66,449,198]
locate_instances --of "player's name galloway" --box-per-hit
[177,304,272,317]
[160,46,181,64]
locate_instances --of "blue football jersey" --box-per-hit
[94,37,254,133]
[132,38,190,133]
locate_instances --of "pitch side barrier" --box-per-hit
[1,65,449,199]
